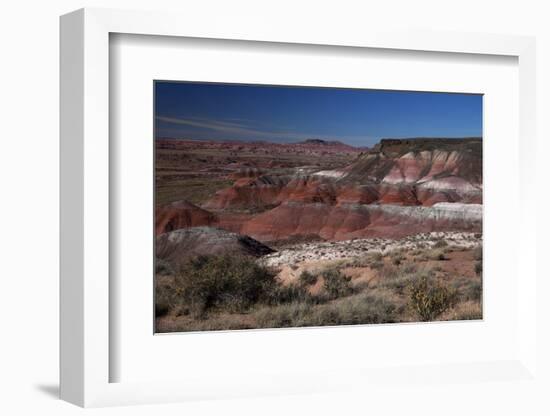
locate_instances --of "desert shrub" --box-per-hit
[268,283,311,305]
[155,257,174,275]
[369,252,383,262]
[382,273,417,295]
[407,276,457,321]
[155,278,177,317]
[473,245,483,261]
[433,240,448,249]
[253,302,313,328]
[298,270,318,286]
[327,292,399,325]
[370,260,384,270]
[474,261,483,276]
[429,249,447,261]
[443,300,482,321]
[322,267,353,299]
[463,279,482,302]
[352,279,370,292]
[159,313,257,332]
[345,257,369,268]
[174,254,277,317]
[378,264,401,280]
[401,263,418,274]
[252,292,399,328]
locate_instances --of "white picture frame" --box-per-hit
[60,7,538,408]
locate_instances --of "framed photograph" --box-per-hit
[60,8,539,408]
[153,80,484,333]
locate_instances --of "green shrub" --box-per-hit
[400,263,417,274]
[330,293,398,325]
[155,278,177,317]
[174,254,277,317]
[463,279,482,302]
[407,276,457,321]
[253,302,313,328]
[378,264,400,280]
[268,283,311,305]
[382,273,417,295]
[155,257,174,275]
[426,249,447,261]
[367,252,383,263]
[322,268,353,299]
[252,292,399,328]
[370,260,384,270]
[298,270,318,286]
[433,240,448,249]
[474,261,483,276]
[473,245,483,261]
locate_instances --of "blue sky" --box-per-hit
[155,81,482,147]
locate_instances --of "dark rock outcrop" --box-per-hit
[156,226,275,265]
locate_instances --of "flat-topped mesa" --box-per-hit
[345,137,482,189]
[372,137,482,157]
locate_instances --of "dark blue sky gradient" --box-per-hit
[155,81,482,147]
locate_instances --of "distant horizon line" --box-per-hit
[155,135,483,148]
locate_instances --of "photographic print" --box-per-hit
[154,81,482,333]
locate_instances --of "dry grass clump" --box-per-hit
[252,291,399,328]
[473,245,483,261]
[412,246,449,262]
[475,261,482,275]
[441,300,482,321]
[344,252,383,268]
[407,275,457,321]
[430,249,447,261]
[155,277,177,317]
[380,266,428,295]
[449,276,482,303]
[433,239,448,249]
[172,254,278,317]
[155,257,174,276]
[321,267,353,299]
[298,270,318,286]
[267,283,312,305]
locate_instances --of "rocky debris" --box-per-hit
[155,200,217,236]
[263,231,481,267]
[156,226,275,266]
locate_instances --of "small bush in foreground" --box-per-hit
[174,254,277,317]
[433,240,448,249]
[298,270,318,286]
[322,267,353,299]
[474,261,483,276]
[155,257,174,275]
[268,283,311,305]
[252,292,399,328]
[407,276,457,321]
[155,277,177,317]
[473,245,483,261]
[431,250,447,261]
[443,300,482,321]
